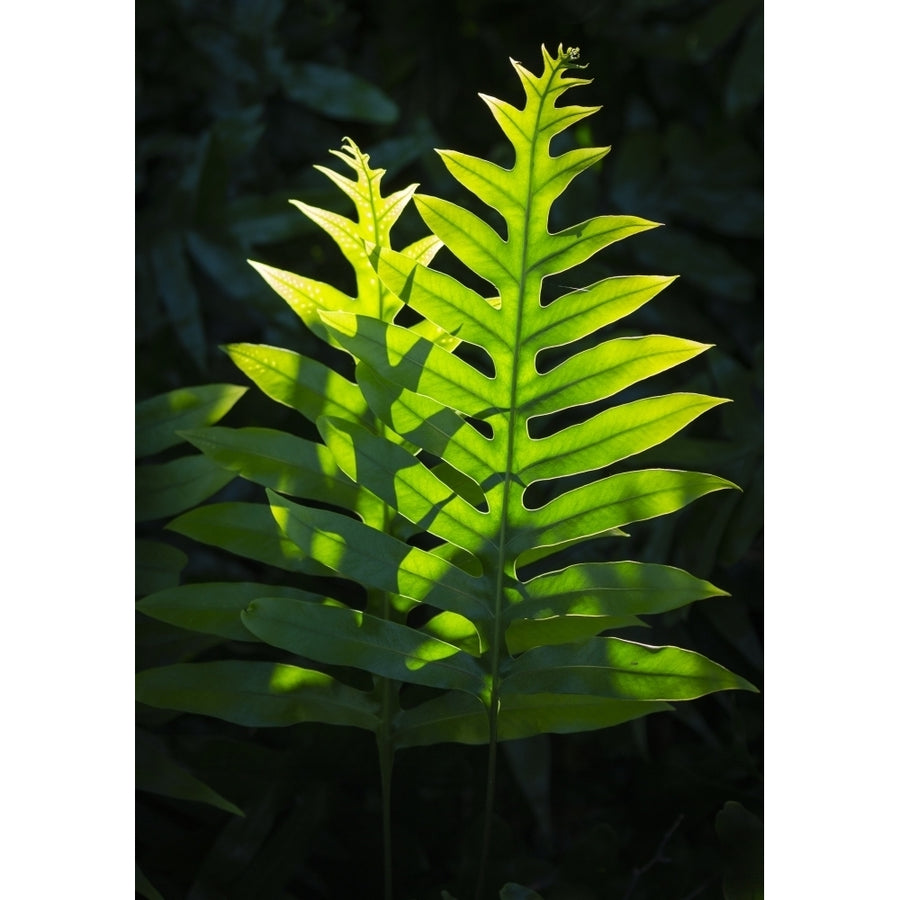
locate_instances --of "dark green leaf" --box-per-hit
[282,63,399,124]
[137,582,334,641]
[150,233,207,371]
[135,539,188,597]
[394,690,671,748]
[136,864,164,900]
[500,884,545,900]
[716,801,764,900]
[136,455,236,523]
[136,729,244,816]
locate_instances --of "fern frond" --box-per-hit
[308,45,755,737]
[138,141,445,733]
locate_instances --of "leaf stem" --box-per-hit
[474,688,500,900]
[377,711,394,900]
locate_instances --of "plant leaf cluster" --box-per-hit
[137,43,758,899]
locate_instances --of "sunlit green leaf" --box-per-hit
[504,637,757,700]
[181,425,359,505]
[318,415,488,553]
[167,501,328,576]
[508,561,727,623]
[268,490,488,621]
[136,384,246,458]
[505,614,645,655]
[225,343,369,424]
[136,660,380,730]
[243,597,486,696]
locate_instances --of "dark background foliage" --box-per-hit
[136,1,762,897]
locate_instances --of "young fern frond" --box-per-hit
[246,138,448,352]
[136,140,448,900]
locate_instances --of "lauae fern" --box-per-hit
[136,44,757,900]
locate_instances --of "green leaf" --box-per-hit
[420,610,483,656]
[282,62,399,124]
[136,660,380,730]
[137,582,335,641]
[716,801,764,900]
[514,469,737,554]
[357,362,497,485]
[181,425,421,537]
[242,597,487,697]
[505,614,645,655]
[150,233,207,371]
[180,425,343,499]
[136,864,164,900]
[136,384,246,457]
[367,243,503,347]
[320,310,499,419]
[268,490,488,621]
[248,138,442,351]
[136,728,244,816]
[135,539,188,597]
[499,884,545,900]
[394,690,671,748]
[136,455,236,522]
[504,637,757,700]
[519,393,728,482]
[167,501,329,576]
[318,415,488,554]
[508,561,728,623]
[248,258,352,338]
[519,335,713,418]
[186,230,262,301]
[523,274,677,350]
[225,342,370,425]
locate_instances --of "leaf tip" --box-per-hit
[723,476,743,494]
[558,44,589,70]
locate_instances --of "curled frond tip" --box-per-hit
[559,44,588,69]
